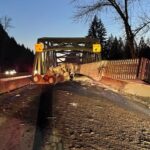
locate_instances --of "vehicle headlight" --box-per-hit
[5,71,10,75]
[10,70,14,75]
[4,70,17,75]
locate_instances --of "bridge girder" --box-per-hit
[33,37,101,75]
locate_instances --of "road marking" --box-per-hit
[0,75,32,81]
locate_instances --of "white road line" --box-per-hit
[0,75,32,81]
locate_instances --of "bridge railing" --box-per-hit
[104,59,139,80]
[138,58,150,83]
[80,57,150,83]
[102,57,150,83]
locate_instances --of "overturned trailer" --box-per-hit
[33,37,101,84]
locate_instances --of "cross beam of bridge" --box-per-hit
[37,37,100,51]
[33,37,101,75]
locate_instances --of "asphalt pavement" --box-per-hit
[0,81,149,150]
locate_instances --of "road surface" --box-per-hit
[0,79,149,150]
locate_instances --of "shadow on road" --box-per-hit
[32,85,53,150]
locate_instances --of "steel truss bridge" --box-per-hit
[33,37,101,75]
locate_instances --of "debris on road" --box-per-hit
[69,102,78,108]
[15,94,20,97]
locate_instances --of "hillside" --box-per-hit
[0,24,34,73]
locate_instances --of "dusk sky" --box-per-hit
[0,0,150,50]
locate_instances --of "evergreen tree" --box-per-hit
[88,15,107,59]
[118,37,126,59]
[139,37,147,49]
[138,37,150,59]
[105,36,125,60]
[109,36,123,60]
[88,15,107,45]
[0,24,9,71]
[104,34,114,59]
[0,23,34,72]
[146,38,150,47]
[72,0,150,58]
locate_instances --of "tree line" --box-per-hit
[0,11,150,74]
[0,24,34,73]
[72,0,150,59]
[87,15,150,60]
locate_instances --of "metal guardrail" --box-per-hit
[0,73,31,78]
[0,75,32,94]
[0,75,32,81]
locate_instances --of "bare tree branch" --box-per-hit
[0,16,13,31]
[74,1,111,20]
[134,17,150,36]
[71,0,150,58]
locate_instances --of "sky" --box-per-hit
[0,0,150,50]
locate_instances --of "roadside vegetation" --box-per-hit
[72,0,150,59]
[0,17,34,73]
[87,15,150,60]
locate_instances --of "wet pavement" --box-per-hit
[48,81,150,150]
[0,84,42,150]
[0,79,150,150]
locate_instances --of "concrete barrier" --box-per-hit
[123,82,150,97]
[100,76,128,91]
[79,63,150,97]
[0,75,32,94]
[100,76,150,97]
[79,62,101,81]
